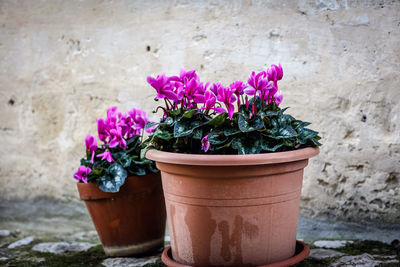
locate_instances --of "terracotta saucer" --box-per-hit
[161,240,310,267]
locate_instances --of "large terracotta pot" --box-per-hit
[77,172,166,256]
[146,147,319,266]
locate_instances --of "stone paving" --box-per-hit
[0,200,399,266]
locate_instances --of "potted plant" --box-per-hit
[144,65,321,266]
[73,106,166,257]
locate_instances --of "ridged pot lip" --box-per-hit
[146,147,319,166]
[76,172,161,200]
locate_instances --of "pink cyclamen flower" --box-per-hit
[96,151,114,162]
[217,86,236,119]
[73,166,91,183]
[202,91,226,113]
[108,126,127,149]
[85,135,97,163]
[105,106,120,129]
[201,135,211,152]
[230,81,247,108]
[117,113,131,138]
[266,63,283,88]
[274,91,283,106]
[179,68,198,82]
[271,63,283,81]
[230,81,247,96]
[210,82,224,96]
[244,71,269,95]
[184,78,206,104]
[147,73,178,101]
[97,118,110,142]
[259,81,277,102]
[126,108,149,136]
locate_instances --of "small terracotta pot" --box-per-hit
[146,147,319,266]
[77,172,166,256]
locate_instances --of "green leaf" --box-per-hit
[174,119,205,138]
[297,128,319,144]
[126,135,140,146]
[97,163,127,193]
[268,115,297,139]
[238,115,264,132]
[244,137,262,154]
[310,137,322,146]
[117,154,132,168]
[133,159,152,165]
[283,139,295,147]
[168,109,182,117]
[277,114,294,127]
[262,142,283,152]
[182,109,197,119]
[145,121,159,131]
[207,113,227,128]
[292,120,311,129]
[156,130,173,140]
[224,126,241,136]
[264,110,279,117]
[208,134,228,145]
[192,128,203,140]
[111,152,125,161]
[146,162,159,173]
[129,166,146,176]
[232,138,245,155]
[160,117,174,126]
[91,168,104,176]
[215,139,233,150]
[232,137,262,154]
[278,126,297,138]
[134,167,146,176]
[80,158,91,167]
[92,159,108,169]
[278,107,289,115]
[174,120,194,137]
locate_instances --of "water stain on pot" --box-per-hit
[184,207,216,265]
[218,215,259,265]
[170,204,179,257]
[218,216,242,265]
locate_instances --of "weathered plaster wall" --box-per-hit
[0,0,399,222]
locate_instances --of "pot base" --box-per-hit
[161,240,310,267]
[103,236,164,257]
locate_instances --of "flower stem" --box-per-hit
[261,94,265,111]
[164,99,170,110]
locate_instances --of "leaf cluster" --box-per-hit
[80,135,158,192]
[144,96,321,155]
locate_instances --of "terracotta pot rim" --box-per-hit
[161,240,310,267]
[146,147,319,166]
[77,172,162,200]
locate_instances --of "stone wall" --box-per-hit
[0,0,399,222]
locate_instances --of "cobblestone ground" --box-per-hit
[0,200,399,267]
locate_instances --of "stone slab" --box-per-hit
[0,230,11,237]
[32,242,96,254]
[314,240,352,248]
[101,255,159,267]
[330,253,399,267]
[309,248,345,260]
[8,236,35,249]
